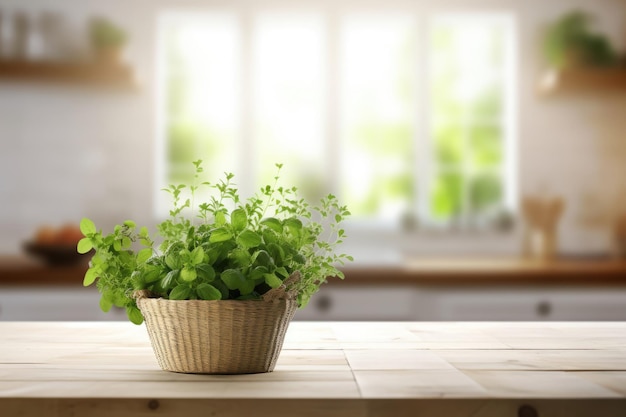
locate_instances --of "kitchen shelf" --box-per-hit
[539,67,626,94]
[0,59,138,90]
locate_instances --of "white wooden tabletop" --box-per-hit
[1,321,626,417]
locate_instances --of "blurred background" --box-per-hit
[1,0,626,321]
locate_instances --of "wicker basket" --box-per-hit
[136,292,297,374]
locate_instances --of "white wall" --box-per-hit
[0,0,625,259]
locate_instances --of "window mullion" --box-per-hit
[415,12,431,227]
[326,9,340,197]
[238,9,255,198]
[461,105,470,228]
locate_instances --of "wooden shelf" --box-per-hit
[0,59,138,90]
[539,67,626,94]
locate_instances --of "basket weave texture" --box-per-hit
[136,295,297,374]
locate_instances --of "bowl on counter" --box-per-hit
[23,242,90,266]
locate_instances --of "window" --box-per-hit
[340,15,416,223]
[157,10,516,230]
[253,13,327,200]
[426,16,516,228]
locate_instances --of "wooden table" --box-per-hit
[1,322,626,417]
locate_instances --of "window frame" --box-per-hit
[155,6,518,233]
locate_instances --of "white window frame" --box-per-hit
[155,5,518,234]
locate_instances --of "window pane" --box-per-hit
[469,125,502,168]
[253,13,326,202]
[432,22,505,122]
[430,171,463,220]
[429,16,510,225]
[161,15,240,188]
[469,172,502,213]
[434,123,463,166]
[340,15,416,221]
[468,84,503,121]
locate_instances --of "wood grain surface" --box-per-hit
[1,321,625,416]
[2,255,626,287]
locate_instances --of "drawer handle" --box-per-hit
[536,301,552,317]
[315,295,333,312]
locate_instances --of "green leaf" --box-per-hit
[275,266,289,278]
[293,252,306,264]
[238,279,256,296]
[212,280,230,299]
[161,269,179,290]
[169,284,191,300]
[229,248,251,267]
[264,273,282,289]
[121,237,131,249]
[143,267,162,284]
[113,240,122,251]
[165,251,183,270]
[99,296,112,312]
[231,208,248,231]
[77,238,93,254]
[139,226,149,237]
[252,250,273,268]
[284,218,303,237]
[215,211,226,226]
[236,230,262,249]
[221,269,245,290]
[267,243,284,266]
[196,264,216,282]
[209,227,233,243]
[123,220,136,228]
[180,267,197,282]
[260,217,283,233]
[249,265,268,281]
[190,246,204,266]
[262,228,278,244]
[136,248,152,264]
[83,268,97,286]
[80,218,96,236]
[131,270,143,289]
[204,247,220,264]
[126,306,144,325]
[196,283,222,300]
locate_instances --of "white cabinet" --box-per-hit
[2,285,626,321]
[415,287,626,321]
[0,286,126,321]
[296,285,626,321]
[294,285,417,321]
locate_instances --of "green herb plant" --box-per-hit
[78,162,352,324]
[90,17,128,49]
[543,10,618,69]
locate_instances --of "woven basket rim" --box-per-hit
[137,297,293,304]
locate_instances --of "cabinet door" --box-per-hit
[548,290,626,320]
[0,286,127,321]
[294,286,417,321]
[430,290,545,321]
[418,287,626,321]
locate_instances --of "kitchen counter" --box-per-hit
[1,321,626,416]
[341,257,626,286]
[2,255,626,287]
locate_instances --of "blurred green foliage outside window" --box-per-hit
[160,13,514,229]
